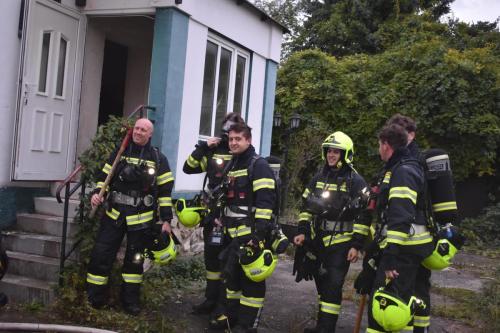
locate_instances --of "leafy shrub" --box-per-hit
[460,203,500,249]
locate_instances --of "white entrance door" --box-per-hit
[13,0,85,180]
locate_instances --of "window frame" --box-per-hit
[198,34,250,140]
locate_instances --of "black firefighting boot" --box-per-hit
[121,282,141,316]
[123,303,141,316]
[193,279,221,314]
[0,293,7,307]
[316,313,337,333]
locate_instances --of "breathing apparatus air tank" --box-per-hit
[423,148,458,226]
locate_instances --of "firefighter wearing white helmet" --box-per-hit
[293,131,371,332]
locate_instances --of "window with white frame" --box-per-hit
[199,36,250,137]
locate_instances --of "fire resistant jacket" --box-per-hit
[95,141,174,230]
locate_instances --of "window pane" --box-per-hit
[199,41,218,136]
[214,47,232,133]
[56,37,67,97]
[233,55,246,115]
[38,32,51,93]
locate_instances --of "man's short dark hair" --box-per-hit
[229,123,252,139]
[386,113,417,133]
[378,124,408,151]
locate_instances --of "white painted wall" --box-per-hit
[0,1,22,185]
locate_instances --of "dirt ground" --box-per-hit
[0,251,495,332]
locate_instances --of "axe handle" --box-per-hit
[353,294,367,333]
[89,128,133,218]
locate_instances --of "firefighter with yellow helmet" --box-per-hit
[293,131,371,332]
[181,113,245,319]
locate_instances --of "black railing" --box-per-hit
[55,165,85,287]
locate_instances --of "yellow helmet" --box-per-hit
[147,233,177,265]
[240,247,277,282]
[321,131,354,163]
[175,198,208,228]
[372,288,425,332]
[422,238,457,270]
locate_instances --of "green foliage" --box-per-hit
[460,203,500,249]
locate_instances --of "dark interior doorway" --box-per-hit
[98,39,128,125]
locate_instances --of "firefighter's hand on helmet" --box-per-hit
[438,225,465,250]
[161,221,172,235]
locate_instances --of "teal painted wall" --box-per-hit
[0,187,50,230]
[259,60,278,157]
[149,8,189,178]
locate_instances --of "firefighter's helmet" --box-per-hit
[240,247,277,282]
[421,238,457,270]
[321,131,354,163]
[372,288,425,332]
[148,233,177,265]
[175,198,207,228]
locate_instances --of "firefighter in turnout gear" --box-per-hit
[211,123,276,332]
[293,131,371,333]
[87,118,174,316]
[182,112,245,317]
[366,124,434,332]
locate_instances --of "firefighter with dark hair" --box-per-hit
[87,118,174,316]
[181,112,245,318]
[366,124,434,332]
[293,131,371,333]
[210,123,277,333]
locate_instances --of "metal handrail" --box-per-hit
[55,165,85,287]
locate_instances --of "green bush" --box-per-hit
[460,203,500,249]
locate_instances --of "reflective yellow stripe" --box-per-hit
[383,171,391,184]
[122,273,143,284]
[105,208,120,220]
[200,156,208,171]
[379,237,387,249]
[187,155,200,168]
[158,196,172,207]
[213,154,232,161]
[302,188,310,199]
[353,224,370,236]
[386,230,433,246]
[433,201,457,212]
[126,211,154,226]
[320,301,340,315]
[102,163,112,175]
[315,183,347,192]
[414,315,430,327]
[227,225,252,238]
[96,181,105,189]
[121,157,155,168]
[299,212,312,222]
[206,271,221,281]
[157,171,174,186]
[86,273,108,285]
[399,326,413,332]
[389,186,417,204]
[240,296,264,308]
[253,178,275,191]
[226,289,241,300]
[322,233,353,246]
[255,208,273,220]
[228,169,248,177]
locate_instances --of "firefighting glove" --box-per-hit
[438,225,465,250]
[292,246,306,282]
[293,246,319,282]
[354,257,377,295]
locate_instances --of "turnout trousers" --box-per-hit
[312,240,352,332]
[202,223,226,311]
[86,216,149,308]
[366,253,430,333]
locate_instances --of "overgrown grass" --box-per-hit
[431,266,500,332]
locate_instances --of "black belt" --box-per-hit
[110,191,154,207]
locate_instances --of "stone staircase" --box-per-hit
[0,191,81,305]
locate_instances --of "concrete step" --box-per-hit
[6,251,63,282]
[1,231,78,260]
[16,213,78,238]
[0,273,54,305]
[34,196,80,218]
